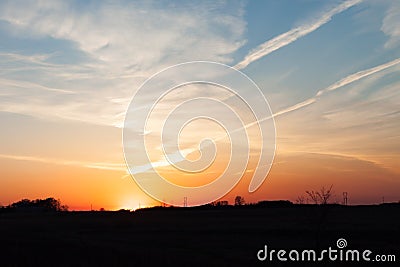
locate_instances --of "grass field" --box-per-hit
[0,204,399,266]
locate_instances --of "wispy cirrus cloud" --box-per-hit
[381,0,400,49]
[0,153,126,172]
[0,77,75,94]
[0,1,247,127]
[0,1,246,71]
[234,0,363,70]
[0,52,54,66]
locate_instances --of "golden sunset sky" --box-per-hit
[0,0,399,209]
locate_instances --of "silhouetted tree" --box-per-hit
[234,196,245,206]
[296,195,306,204]
[11,197,68,211]
[215,201,228,206]
[11,199,32,209]
[306,185,333,205]
[60,204,69,211]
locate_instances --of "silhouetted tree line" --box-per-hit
[137,199,294,212]
[296,185,334,205]
[0,197,68,212]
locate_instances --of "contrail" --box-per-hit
[316,57,400,96]
[234,0,363,70]
[252,57,400,123]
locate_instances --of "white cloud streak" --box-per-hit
[0,153,126,172]
[316,57,400,96]
[128,148,193,175]
[0,52,54,66]
[234,0,363,70]
[0,78,75,94]
[381,1,400,49]
[270,57,400,119]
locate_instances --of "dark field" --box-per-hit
[0,204,399,266]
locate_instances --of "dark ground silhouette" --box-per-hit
[0,203,399,266]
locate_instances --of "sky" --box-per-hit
[0,0,399,209]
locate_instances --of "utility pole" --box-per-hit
[343,192,348,206]
[183,197,188,207]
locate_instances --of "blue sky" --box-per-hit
[0,0,399,208]
[0,0,398,123]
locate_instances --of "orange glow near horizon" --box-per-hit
[1,142,399,210]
